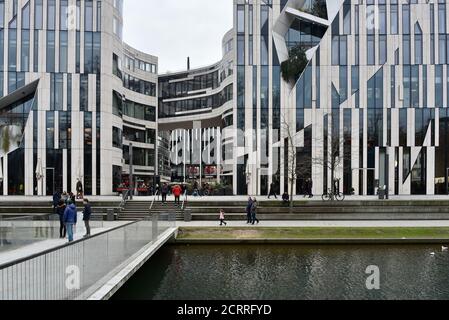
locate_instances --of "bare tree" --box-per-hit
[282,116,296,213]
[311,135,344,201]
[283,115,352,203]
[282,116,314,211]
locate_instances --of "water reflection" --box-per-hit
[112,245,449,300]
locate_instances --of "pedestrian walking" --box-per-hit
[307,179,314,198]
[251,197,260,225]
[63,200,77,242]
[268,183,278,199]
[246,197,253,224]
[173,184,182,205]
[161,183,168,203]
[82,198,92,238]
[219,209,227,226]
[56,199,67,238]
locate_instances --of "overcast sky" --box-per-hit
[123,0,233,74]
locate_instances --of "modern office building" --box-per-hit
[159,0,449,195]
[223,0,449,197]
[0,0,158,195]
[158,29,235,192]
[1,0,449,196]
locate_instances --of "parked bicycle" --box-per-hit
[322,189,345,201]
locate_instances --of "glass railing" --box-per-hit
[0,213,176,300]
[0,214,109,254]
[0,215,57,253]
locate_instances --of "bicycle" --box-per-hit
[322,189,345,201]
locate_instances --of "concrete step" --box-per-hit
[189,212,449,221]
[189,206,449,214]
[187,200,449,207]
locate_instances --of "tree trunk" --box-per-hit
[290,174,294,214]
[331,167,335,201]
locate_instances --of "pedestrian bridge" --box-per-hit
[0,214,176,300]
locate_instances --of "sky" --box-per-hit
[123,0,234,74]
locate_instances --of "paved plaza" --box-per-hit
[2,194,449,203]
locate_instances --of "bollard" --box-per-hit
[107,208,115,221]
[168,212,176,223]
[184,209,192,222]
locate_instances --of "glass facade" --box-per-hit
[0,0,158,196]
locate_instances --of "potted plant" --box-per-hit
[281,45,309,84]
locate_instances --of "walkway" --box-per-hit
[0,221,129,266]
[3,194,449,203]
[0,218,175,300]
[177,220,449,228]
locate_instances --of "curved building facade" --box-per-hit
[158,29,235,189]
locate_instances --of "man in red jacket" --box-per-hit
[172,184,182,205]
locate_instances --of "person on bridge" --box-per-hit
[63,200,77,243]
[56,199,67,239]
[172,184,182,206]
[82,199,92,238]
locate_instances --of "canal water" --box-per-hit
[112,244,449,300]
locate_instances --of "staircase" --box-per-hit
[118,201,151,220]
[118,200,185,221]
[150,201,185,221]
[187,200,449,221]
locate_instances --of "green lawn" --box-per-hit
[176,227,449,240]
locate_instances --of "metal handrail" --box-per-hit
[116,189,131,219]
[149,191,160,213]
[119,189,131,209]
[181,190,188,211]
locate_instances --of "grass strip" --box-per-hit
[177,227,449,240]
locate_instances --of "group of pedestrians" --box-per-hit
[158,183,185,205]
[246,197,260,225]
[218,197,260,226]
[52,191,92,243]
